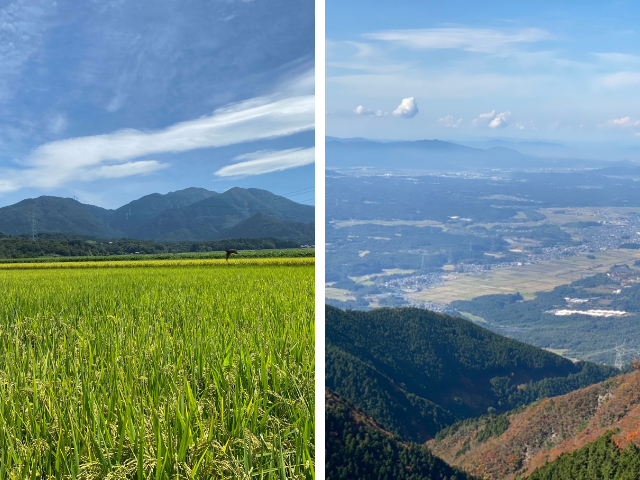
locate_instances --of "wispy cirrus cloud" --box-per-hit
[215,147,315,177]
[363,27,552,54]
[0,0,54,102]
[0,93,314,193]
[593,52,640,63]
[599,72,640,88]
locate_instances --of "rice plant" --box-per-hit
[0,262,314,479]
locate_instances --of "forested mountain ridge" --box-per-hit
[429,369,640,479]
[326,305,619,443]
[217,212,314,244]
[0,187,314,242]
[326,389,475,480]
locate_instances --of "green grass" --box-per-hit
[0,248,314,264]
[0,263,314,478]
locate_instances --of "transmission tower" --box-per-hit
[615,344,625,370]
[614,343,640,369]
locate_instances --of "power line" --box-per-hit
[283,188,315,198]
[281,186,315,196]
[280,187,315,198]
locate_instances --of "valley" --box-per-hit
[326,159,640,364]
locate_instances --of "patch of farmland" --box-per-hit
[407,249,640,304]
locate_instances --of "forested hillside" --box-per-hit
[326,389,474,480]
[527,430,640,480]
[429,370,640,479]
[0,234,301,259]
[326,306,619,442]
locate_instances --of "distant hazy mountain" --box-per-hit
[0,187,314,243]
[459,139,576,159]
[326,137,609,170]
[326,137,538,170]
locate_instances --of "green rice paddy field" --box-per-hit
[0,259,314,479]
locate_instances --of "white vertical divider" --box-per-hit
[314,0,326,477]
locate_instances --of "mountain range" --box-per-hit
[325,137,614,171]
[0,187,315,243]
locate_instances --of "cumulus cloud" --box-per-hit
[393,97,418,118]
[354,105,387,117]
[354,105,374,115]
[215,147,315,177]
[473,110,511,128]
[489,111,511,128]
[437,115,462,128]
[363,27,552,54]
[599,116,640,129]
[0,94,314,193]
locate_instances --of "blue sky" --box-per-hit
[0,0,314,208]
[327,0,640,145]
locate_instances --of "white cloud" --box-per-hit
[0,93,314,193]
[599,116,640,129]
[478,110,496,120]
[88,161,168,180]
[599,72,640,88]
[354,105,388,117]
[354,105,374,115]
[437,115,462,128]
[473,110,510,128]
[363,27,552,54]
[215,147,315,177]
[274,65,315,96]
[345,41,376,58]
[489,111,511,128]
[393,97,418,118]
